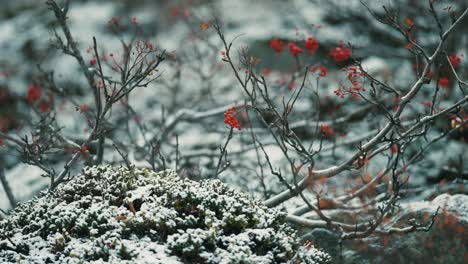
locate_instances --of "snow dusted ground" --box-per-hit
[0,165,331,263]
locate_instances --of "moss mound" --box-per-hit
[0,165,331,263]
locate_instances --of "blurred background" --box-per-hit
[0,0,467,262]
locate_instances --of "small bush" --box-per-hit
[0,165,331,263]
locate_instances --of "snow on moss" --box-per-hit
[0,165,331,263]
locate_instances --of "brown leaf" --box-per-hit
[200,21,211,32]
[404,18,414,27]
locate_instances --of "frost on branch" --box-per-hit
[0,165,330,263]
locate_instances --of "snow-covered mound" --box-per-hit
[0,165,331,263]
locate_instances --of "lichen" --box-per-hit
[0,165,331,263]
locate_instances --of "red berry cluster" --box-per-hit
[420,101,432,108]
[393,96,400,112]
[269,36,319,58]
[391,145,398,154]
[438,77,449,88]
[224,107,241,130]
[37,102,50,113]
[329,41,352,62]
[320,124,334,138]
[304,37,319,55]
[288,81,295,91]
[288,43,304,57]
[343,66,364,80]
[75,104,87,113]
[135,40,156,53]
[27,84,42,104]
[426,70,433,78]
[311,66,327,77]
[106,16,123,31]
[333,88,345,99]
[26,84,53,113]
[332,66,367,99]
[270,38,284,54]
[449,53,463,69]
